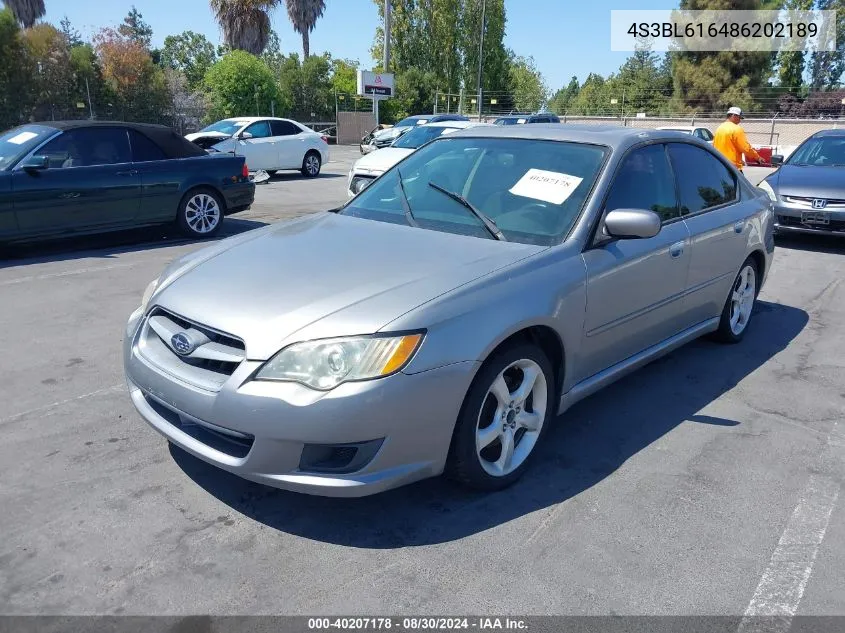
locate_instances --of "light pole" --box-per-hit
[476,0,486,120]
[383,0,391,72]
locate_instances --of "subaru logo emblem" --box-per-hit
[812,199,828,209]
[170,332,195,356]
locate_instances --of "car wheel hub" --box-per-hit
[729,265,756,335]
[476,359,547,478]
[186,194,220,234]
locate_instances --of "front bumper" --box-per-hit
[123,310,477,497]
[773,200,845,237]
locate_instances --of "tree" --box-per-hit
[278,52,333,120]
[508,55,548,113]
[260,29,284,75]
[670,0,775,114]
[548,76,579,114]
[2,0,45,28]
[203,49,280,120]
[210,0,279,56]
[809,0,845,89]
[285,0,326,59]
[776,0,814,91]
[94,27,169,122]
[611,40,672,115]
[568,73,610,115]
[164,68,208,133]
[0,8,34,128]
[59,15,82,46]
[118,6,153,49]
[22,23,77,120]
[330,57,358,95]
[460,0,510,96]
[160,31,218,90]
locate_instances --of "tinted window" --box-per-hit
[129,130,166,162]
[270,120,301,136]
[604,144,679,222]
[244,121,272,138]
[667,143,737,214]
[341,137,607,246]
[39,127,131,168]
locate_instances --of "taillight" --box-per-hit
[242,163,249,178]
[321,135,329,144]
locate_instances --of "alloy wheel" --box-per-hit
[475,359,548,477]
[729,264,756,335]
[305,154,320,176]
[185,193,220,234]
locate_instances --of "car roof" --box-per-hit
[813,129,845,137]
[446,123,692,149]
[32,120,207,158]
[657,126,697,131]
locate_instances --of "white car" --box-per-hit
[348,121,487,196]
[656,125,714,144]
[186,117,330,177]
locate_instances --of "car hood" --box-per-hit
[352,147,414,175]
[185,131,232,142]
[153,213,544,360]
[771,164,845,198]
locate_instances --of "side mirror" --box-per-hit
[238,131,253,140]
[21,155,49,173]
[770,154,784,166]
[604,208,661,240]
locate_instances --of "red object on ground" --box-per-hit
[756,147,772,166]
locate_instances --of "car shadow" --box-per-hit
[0,218,268,268]
[267,172,345,182]
[171,300,808,548]
[775,233,845,255]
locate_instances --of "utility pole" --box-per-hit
[476,0,486,121]
[85,76,94,119]
[383,0,391,72]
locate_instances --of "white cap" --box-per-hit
[727,106,743,117]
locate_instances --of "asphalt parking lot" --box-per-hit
[1,146,843,617]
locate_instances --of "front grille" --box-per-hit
[783,195,845,208]
[137,308,245,391]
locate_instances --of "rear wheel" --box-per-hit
[447,342,554,491]
[301,151,321,177]
[176,188,224,238]
[713,257,758,343]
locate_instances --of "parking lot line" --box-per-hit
[738,472,840,632]
[0,384,124,426]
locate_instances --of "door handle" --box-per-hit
[734,221,745,234]
[116,169,138,176]
[669,241,685,258]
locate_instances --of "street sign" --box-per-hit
[357,70,394,98]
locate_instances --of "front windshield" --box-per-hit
[395,117,428,128]
[391,125,461,149]
[786,136,845,166]
[0,125,56,170]
[341,137,607,246]
[199,120,249,136]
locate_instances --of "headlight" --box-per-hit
[255,333,424,391]
[139,278,159,314]
[350,175,375,194]
[758,180,777,202]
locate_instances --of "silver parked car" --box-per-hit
[124,125,775,497]
[759,129,845,237]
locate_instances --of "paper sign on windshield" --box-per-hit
[7,131,38,145]
[509,169,583,205]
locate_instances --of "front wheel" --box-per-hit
[446,342,555,491]
[176,188,224,238]
[301,151,321,177]
[713,257,758,343]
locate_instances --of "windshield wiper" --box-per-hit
[426,181,507,241]
[395,169,419,228]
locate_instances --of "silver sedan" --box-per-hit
[124,125,775,497]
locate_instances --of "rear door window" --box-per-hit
[667,143,737,215]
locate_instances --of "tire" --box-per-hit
[176,188,224,239]
[301,151,321,178]
[712,257,759,344]
[446,341,555,491]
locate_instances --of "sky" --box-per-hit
[41,0,679,92]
